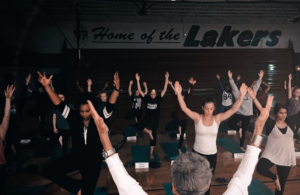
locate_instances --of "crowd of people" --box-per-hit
[0,69,299,195]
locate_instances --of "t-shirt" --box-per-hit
[288,97,300,116]
[256,90,267,106]
[143,95,163,118]
[131,95,142,110]
[222,91,233,106]
[0,141,6,165]
[52,103,75,130]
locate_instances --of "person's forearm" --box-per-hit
[0,98,11,140]
[45,85,62,105]
[53,114,56,129]
[77,84,84,92]
[101,84,108,92]
[109,90,119,104]
[253,99,263,111]
[144,85,148,95]
[288,78,292,99]
[218,80,224,92]
[229,78,240,99]
[100,133,113,151]
[136,80,144,96]
[252,78,262,92]
[177,94,189,114]
[128,84,132,96]
[161,77,168,96]
[87,85,92,92]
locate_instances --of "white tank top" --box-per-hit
[261,125,296,166]
[222,91,233,106]
[193,116,218,155]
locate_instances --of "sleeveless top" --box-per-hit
[222,91,233,107]
[261,125,296,166]
[193,116,219,155]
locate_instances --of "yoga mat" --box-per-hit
[248,179,274,195]
[4,186,45,195]
[70,187,107,195]
[160,142,187,160]
[124,126,144,138]
[163,183,174,195]
[217,138,246,154]
[131,145,160,162]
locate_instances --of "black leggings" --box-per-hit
[0,165,6,194]
[137,117,159,146]
[57,128,70,156]
[124,109,142,128]
[227,114,251,147]
[257,158,291,195]
[192,150,217,195]
[41,152,102,195]
[165,119,187,149]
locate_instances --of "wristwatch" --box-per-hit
[102,148,116,159]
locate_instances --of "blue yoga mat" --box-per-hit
[160,142,187,160]
[131,145,160,162]
[248,179,274,195]
[70,187,107,195]
[4,186,45,195]
[124,126,144,138]
[163,183,174,195]
[217,138,246,153]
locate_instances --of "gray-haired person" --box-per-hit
[87,94,273,195]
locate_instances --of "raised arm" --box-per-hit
[135,73,145,97]
[216,83,247,123]
[248,88,263,111]
[18,74,31,106]
[0,85,15,141]
[262,81,270,92]
[168,81,176,99]
[236,75,241,86]
[228,70,240,99]
[128,80,133,96]
[185,77,196,101]
[143,82,148,95]
[53,113,58,134]
[37,72,61,106]
[76,80,84,92]
[216,74,224,92]
[108,72,120,105]
[175,81,200,123]
[101,82,108,92]
[87,78,92,93]
[252,70,263,92]
[223,96,273,195]
[161,71,169,97]
[87,100,147,195]
[288,74,292,99]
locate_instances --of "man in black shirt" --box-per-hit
[39,71,120,195]
[124,80,148,128]
[135,72,168,159]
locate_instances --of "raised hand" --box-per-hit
[189,77,196,85]
[165,71,169,79]
[174,81,182,96]
[37,71,53,87]
[237,75,241,81]
[113,71,120,90]
[239,83,248,97]
[105,82,109,88]
[4,85,15,99]
[247,87,257,99]
[25,74,31,85]
[216,74,220,80]
[76,80,80,85]
[228,70,233,79]
[168,81,172,85]
[87,78,92,86]
[288,73,292,80]
[258,70,264,79]
[87,100,109,135]
[135,73,140,81]
[129,80,134,85]
[143,82,147,87]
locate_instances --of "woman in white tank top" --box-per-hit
[174,79,248,195]
[249,88,297,195]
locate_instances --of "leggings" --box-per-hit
[227,114,251,147]
[57,128,70,156]
[192,149,217,195]
[41,152,102,195]
[124,109,142,128]
[0,165,6,194]
[165,119,187,149]
[137,116,159,146]
[257,158,291,195]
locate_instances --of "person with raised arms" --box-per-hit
[39,71,120,195]
[135,72,168,159]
